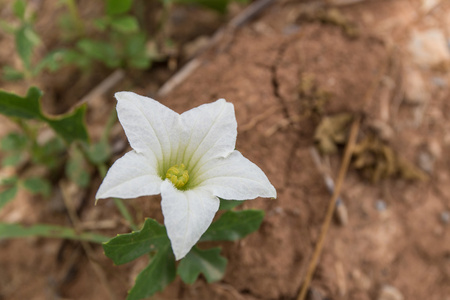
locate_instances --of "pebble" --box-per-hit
[408,29,450,68]
[403,68,430,104]
[418,150,434,173]
[377,285,404,300]
[369,120,394,142]
[351,269,372,290]
[283,24,301,36]
[441,211,450,224]
[375,200,387,211]
[427,139,442,159]
[431,76,447,87]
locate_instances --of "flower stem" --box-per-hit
[64,0,85,37]
[113,198,138,231]
[96,162,138,231]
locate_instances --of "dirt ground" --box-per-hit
[1,0,450,299]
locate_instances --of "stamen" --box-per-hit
[165,163,189,189]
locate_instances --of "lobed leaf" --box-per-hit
[0,87,89,143]
[127,243,176,300]
[200,209,264,242]
[178,246,227,284]
[0,87,42,119]
[45,104,89,144]
[0,223,109,243]
[103,218,170,265]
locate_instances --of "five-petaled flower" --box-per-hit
[96,92,276,260]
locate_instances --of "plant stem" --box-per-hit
[97,161,138,231]
[65,0,85,37]
[297,117,360,300]
[113,198,138,231]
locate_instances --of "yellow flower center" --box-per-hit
[165,164,189,189]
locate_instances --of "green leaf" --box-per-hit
[34,49,72,74]
[77,39,120,68]
[66,147,90,188]
[200,210,264,242]
[0,223,109,242]
[15,25,40,70]
[22,177,51,197]
[2,153,23,167]
[111,16,139,33]
[30,137,64,169]
[0,185,18,210]
[171,0,229,13]
[219,199,244,210]
[106,0,133,16]
[46,104,89,144]
[13,0,26,20]
[0,86,42,119]
[93,17,110,31]
[0,87,89,143]
[87,140,111,164]
[124,33,151,69]
[178,246,227,284]
[103,218,169,265]
[127,243,176,300]
[1,132,27,151]
[42,136,65,154]
[2,65,24,81]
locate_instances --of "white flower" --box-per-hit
[96,92,276,260]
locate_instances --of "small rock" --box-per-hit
[418,150,434,173]
[308,286,326,300]
[283,24,301,36]
[375,200,387,211]
[431,76,447,87]
[368,120,394,142]
[335,201,348,226]
[403,68,430,104]
[377,285,404,300]
[408,29,450,68]
[427,139,442,160]
[441,211,450,224]
[421,0,441,13]
[351,269,372,290]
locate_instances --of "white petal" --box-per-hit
[160,180,220,260]
[179,99,237,175]
[96,150,162,199]
[194,151,276,200]
[115,92,182,176]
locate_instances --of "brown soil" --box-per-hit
[1,0,450,300]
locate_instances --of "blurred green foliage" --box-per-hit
[1,0,250,81]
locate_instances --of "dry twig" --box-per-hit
[59,181,118,300]
[297,117,360,300]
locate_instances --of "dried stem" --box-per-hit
[297,117,360,300]
[59,181,118,300]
